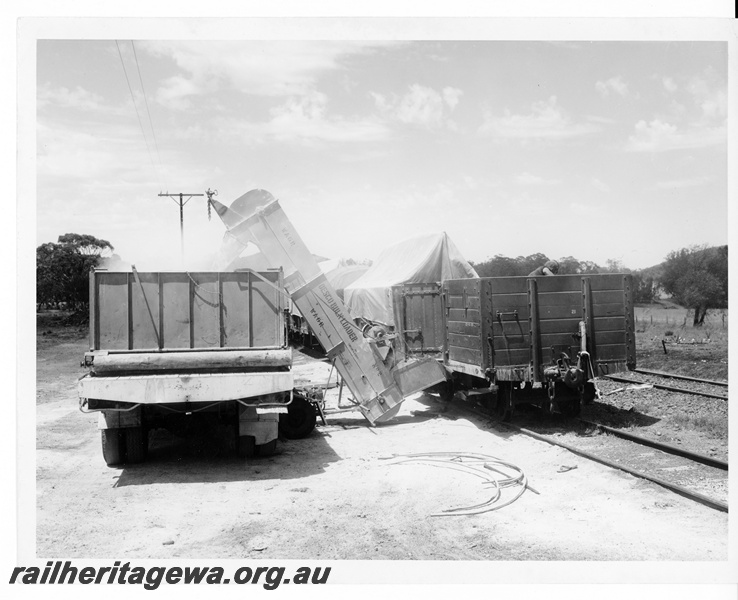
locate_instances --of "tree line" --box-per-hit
[37,234,728,327]
[470,245,728,326]
[36,233,114,311]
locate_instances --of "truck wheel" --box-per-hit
[237,435,256,458]
[124,426,147,463]
[279,396,317,439]
[256,439,278,457]
[101,429,123,466]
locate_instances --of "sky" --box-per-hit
[35,36,728,271]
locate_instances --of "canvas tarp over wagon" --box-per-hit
[344,232,478,328]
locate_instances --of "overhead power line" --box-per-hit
[115,40,163,191]
[131,41,165,189]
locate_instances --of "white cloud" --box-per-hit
[662,77,678,93]
[699,89,727,121]
[686,73,727,123]
[591,178,611,193]
[214,91,392,146]
[36,118,211,194]
[515,172,561,186]
[654,176,712,190]
[143,41,393,103]
[626,118,725,152]
[372,84,463,129]
[442,87,463,110]
[37,84,107,112]
[595,76,629,98]
[479,96,600,141]
[569,201,602,216]
[155,76,202,111]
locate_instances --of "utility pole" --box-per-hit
[158,189,217,264]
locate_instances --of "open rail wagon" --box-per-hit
[393,274,636,418]
[77,268,310,466]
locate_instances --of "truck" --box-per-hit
[78,268,296,465]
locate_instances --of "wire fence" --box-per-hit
[634,309,728,330]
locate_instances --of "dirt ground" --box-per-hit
[35,327,729,577]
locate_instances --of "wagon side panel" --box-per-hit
[444,278,487,378]
[487,277,532,380]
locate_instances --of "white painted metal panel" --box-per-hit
[79,371,293,404]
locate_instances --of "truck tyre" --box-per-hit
[124,426,147,463]
[278,396,316,439]
[237,434,256,459]
[101,428,124,466]
[256,439,278,457]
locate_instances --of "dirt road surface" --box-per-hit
[35,334,729,584]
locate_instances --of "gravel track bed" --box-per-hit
[608,371,728,399]
[588,377,728,463]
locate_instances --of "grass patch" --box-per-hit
[633,304,728,381]
[670,412,728,438]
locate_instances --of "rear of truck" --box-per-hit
[78,269,294,465]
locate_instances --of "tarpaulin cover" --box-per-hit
[319,259,370,296]
[344,232,478,326]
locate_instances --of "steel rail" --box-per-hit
[604,374,728,400]
[634,368,728,388]
[577,418,728,471]
[450,400,728,514]
[498,421,728,513]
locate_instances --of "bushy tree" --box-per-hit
[471,253,606,277]
[473,253,553,277]
[36,234,114,310]
[660,245,727,325]
[631,273,658,304]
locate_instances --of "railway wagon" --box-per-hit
[443,273,636,418]
[78,268,295,465]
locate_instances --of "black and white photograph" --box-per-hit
[8,5,737,596]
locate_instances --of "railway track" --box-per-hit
[450,398,729,513]
[633,368,728,388]
[603,370,728,400]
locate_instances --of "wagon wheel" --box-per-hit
[101,428,124,466]
[495,382,514,421]
[581,381,597,405]
[557,398,582,417]
[439,379,456,402]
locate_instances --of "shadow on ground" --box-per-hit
[410,391,661,440]
[112,426,342,487]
